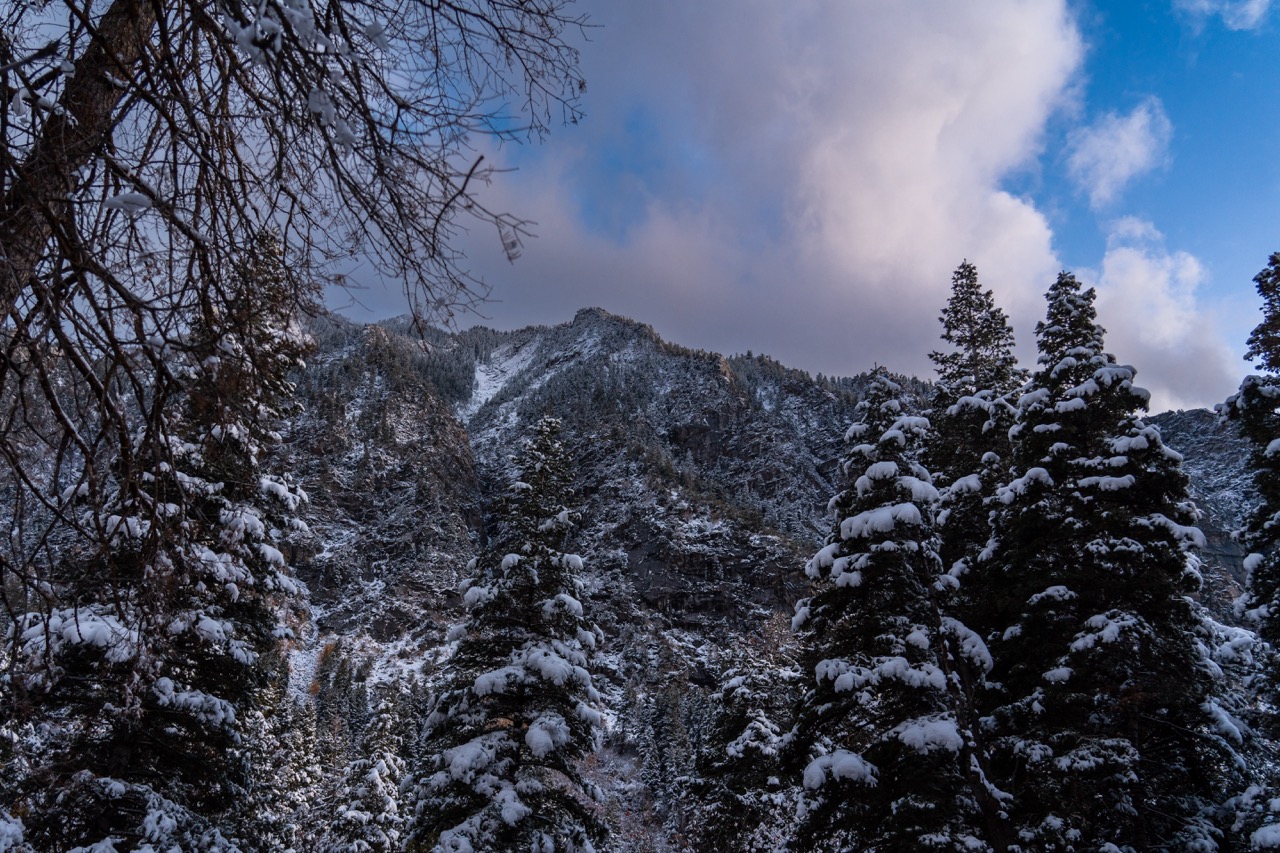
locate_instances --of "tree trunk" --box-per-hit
[0,0,158,317]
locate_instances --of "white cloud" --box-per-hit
[1086,218,1238,411]
[1175,0,1272,30]
[1067,98,1173,209]
[439,0,1084,382]
[339,1,1241,410]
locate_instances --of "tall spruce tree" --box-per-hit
[985,271,1242,849]
[930,261,1025,410]
[407,417,606,853]
[686,636,800,853]
[1227,252,1280,693]
[928,260,1027,642]
[791,372,1000,851]
[0,231,312,849]
[324,693,411,853]
[1219,251,1280,847]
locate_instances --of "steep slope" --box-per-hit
[1152,408,1255,614]
[285,317,482,654]
[460,307,878,617]
[274,308,1255,850]
[280,308,897,847]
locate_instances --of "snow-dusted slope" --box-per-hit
[286,307,1252,663]
[277,308,1255,850]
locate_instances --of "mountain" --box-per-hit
[273,307,1256,849]
[1151,408,1256,615]
[287,307,892,631]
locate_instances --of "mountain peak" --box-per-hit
[569,306,661,340]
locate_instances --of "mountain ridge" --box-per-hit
[270,305,1257,850]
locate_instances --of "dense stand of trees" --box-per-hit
[1,0,1278,840]
[783,261,1274,851]
[1,0,589,847]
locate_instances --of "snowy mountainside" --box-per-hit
[458,307,878,614]
[1151,408,1256,613]
[284,306,1253,685]
[277,308,1255,847]
[286,318,481,645]
[312,307,883,614]
[282,308,896,844]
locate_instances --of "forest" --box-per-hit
[1,0,1279,850]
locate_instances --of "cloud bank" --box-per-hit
[461,1,1082,375]
[340,0,1244,411]
[1086,219,1238,411]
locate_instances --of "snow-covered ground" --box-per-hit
[459,341,537,421]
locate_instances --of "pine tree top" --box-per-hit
[1034,271,1107,370]
[1244,251,1280,373]
[496,416,578,554]
[930,260,1024,399]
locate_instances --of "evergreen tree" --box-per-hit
[239,694,325,850]
[930,260,1025,410]
[686,636,801,853]
[407,417,606,853]
[1220,251,1280,846]
[928,260,1026,642]
[0,232,313,849]
[985,271,1242,849]
[1244,252,1280,375]
[791,372,996,851]
[634,682,696,828]
[1227,252,1280,688]
[324,693,411,853]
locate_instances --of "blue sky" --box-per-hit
[1038,0,1278,339]
[338,0,1280,411]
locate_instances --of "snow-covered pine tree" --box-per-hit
[927,260,1026,642]
[1219,251,1280,847]
[1226,252,1280,701]
[985,271,1243,849]
[929,260,1025,415]
[633,681,696,829]
[685,629,801,853]
[406,417,606,853]
[238,692,325,849]
[791,371,996,851]
[323,692,411,853]
[0,231,312,849]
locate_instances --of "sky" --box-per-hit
[332,0,1280,412]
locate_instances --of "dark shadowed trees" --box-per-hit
[407,417,605,853]
[791,371,1003,851]
[1,3,587,845]
[983,272,1242,849]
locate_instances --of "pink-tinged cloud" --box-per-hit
[335,0,1246,410]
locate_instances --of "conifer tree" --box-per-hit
[930,261,1025,410]
[407,417,606,853]
[239,693,325,850]
[324,693,411,853]
[1220,251,1280,846]
[928,260,1027,641]
[985,271,1242,849]
[634,683,696,825]
[791,372,997,851]
[1226,252,1280,698]
[0,232,313,849]
[686,637,800,853]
